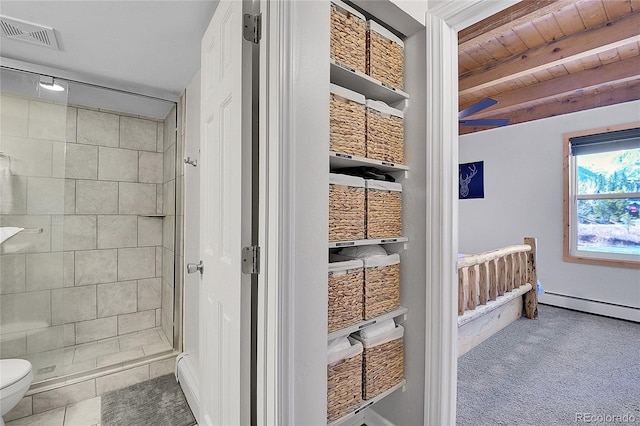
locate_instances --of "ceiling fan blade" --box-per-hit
[458,98,498,119]
[459,118,510,127]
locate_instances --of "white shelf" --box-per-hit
[329,237,408,249]
[328,379,407,426]
[330,152,409,172]
[328,306,408,341]
[330,60,409,105]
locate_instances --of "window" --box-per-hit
[563,123,640,268]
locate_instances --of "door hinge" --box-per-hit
[243,13,262,44]
[242,245,260,274]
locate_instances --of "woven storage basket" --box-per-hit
[365,100,404,164]
[366,180,402,239]
[327,338,363,422]
[363,254,400,319]
[353,325,404,400]
[329,174,366,242]
[330,1,367,74]
[328,259,364,333]
[367,20,404,89]
[330,84,366,157]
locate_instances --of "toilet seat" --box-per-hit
[0,359,32,389]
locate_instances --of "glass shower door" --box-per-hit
[0,67,70,381]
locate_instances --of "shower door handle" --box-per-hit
[187,260,204,275]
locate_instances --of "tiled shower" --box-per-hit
[0,67,180,395]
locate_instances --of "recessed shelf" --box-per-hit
[328,306,408,341]
[328,379,407,426]
[330,60,409,105]
[330,151,409,172]
[329,237,408,249]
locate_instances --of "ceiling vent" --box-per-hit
[0,15,59,50]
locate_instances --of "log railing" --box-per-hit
[458,237,538,320]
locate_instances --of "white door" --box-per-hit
[199,0,252,424]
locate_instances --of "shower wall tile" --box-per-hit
[155,246,163,277]
[162,216,175,250]
[27,177,65,214]
[1,136,53,177]
[155,309,162,327]
[163,143,176,183]
[75,249,117,285]
[162,247,174,286]
[64,179,76,214]
[64,323,75,346]
[65,143,98,179]
[64,252,75,287]
[28,100,67,141]
[117,310,156,335]
[59,215,97,251]
[156,184,163,214]
[96,347,145,368]
[0,331,27,358]
[26,325,65,354]
[119,182,156,215]
[1,95,29,137]
[97,280,137,317]
[98,147,138,182]
[51,141,66,179]
[156,123,164,153]
[0,290,51,331]
[77,109,119,147]
[75,316,117,344]
[117,247,156,281]
[0,215,51,255]
[97,215,137,249]
[0,174,27,215]
[76,180,118,214]
[73,338,119,363]
[164,107,177,148]
[67,107,78,143]
[138,151,163,183]
[26,252,64,291]
[119,328,161,350]
[137,217,162,246]
[120,116,157,152]
[138,278,161,311]
[52,286,97,325]
[0,254,26,294]
[163,180,176,216]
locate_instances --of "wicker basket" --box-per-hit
[328,259,364,333]
[367,20,404,89]
[327,338,363,421]
[329,174,366,242]
[353,325,404,400]
[366,180,402,239]
[365,100,404,164]
[330,1,367,74]
[363,254,400,319]
[330,84,366,157]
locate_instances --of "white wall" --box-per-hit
[459,101,640,321]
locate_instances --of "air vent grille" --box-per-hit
[0,15,59,50]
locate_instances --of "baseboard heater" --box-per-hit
[176,352,201,424]
[540,292,640,323]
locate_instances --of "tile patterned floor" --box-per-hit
[7,396,102,426]
[27,328,172,383]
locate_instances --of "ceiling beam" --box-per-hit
[458,0,573,47]
[459,11,640,96]
[460,55,640,118]
[459,80,640,134]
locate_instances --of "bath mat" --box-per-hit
[101,374,196,426]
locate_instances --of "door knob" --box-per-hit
[187,260,204,275]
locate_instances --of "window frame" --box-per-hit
[563,122,640,269]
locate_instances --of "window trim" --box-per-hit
[563,122,640,269]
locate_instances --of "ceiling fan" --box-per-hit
[459,98,510,127]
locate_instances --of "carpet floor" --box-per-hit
[457,304,640,425]
[101,374,196,426]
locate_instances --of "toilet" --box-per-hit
[0,359,33,426]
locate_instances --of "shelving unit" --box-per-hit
[328,306,408,341]
[328,380,407,426]
[330,151,409,172]
[329,237,408,249]
[330,59,409,106]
